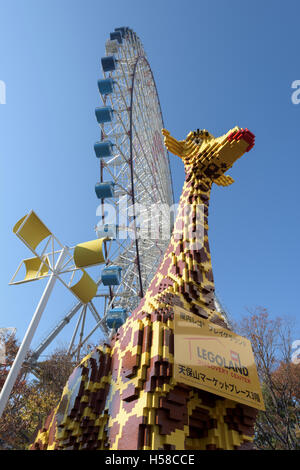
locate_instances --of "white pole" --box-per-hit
[0,247,67,418]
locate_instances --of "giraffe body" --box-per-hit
[31,126,257,450]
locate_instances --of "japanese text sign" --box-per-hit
[174,306,265,411]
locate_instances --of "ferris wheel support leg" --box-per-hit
[0,247,67,419]
[67,305,85,355]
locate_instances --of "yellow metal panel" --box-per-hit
[13,211,51,250]
[23,256,50,282]
[73,238,105,268]
[70,270,98,304]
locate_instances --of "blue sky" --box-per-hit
[0,0,299,357]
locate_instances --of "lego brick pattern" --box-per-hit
[30,126,256,450]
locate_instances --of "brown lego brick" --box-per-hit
[121,383,139,402]
[117,415,144,450]
[109,390,121,418]
[47,415,58,447]
[190,304,209,318]
[118,325,133,350]
[156,407,187,435]
[141,324,152,354]
[107,421,120,447]
[121,350,140,379]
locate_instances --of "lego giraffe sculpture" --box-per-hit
[31,125,257,450]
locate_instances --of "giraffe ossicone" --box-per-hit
[31,126,258,451]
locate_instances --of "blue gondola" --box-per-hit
[96,224,118,239]
[95,106,114,124]
[114,27,128,38]
[94,141,114,158]
[95,181,115,199]
[106,307,127,330]
[110,31,122,44]
[97,78,114,96]
[101,56,116,72]
[101,265,122,286]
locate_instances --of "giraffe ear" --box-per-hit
[213,175,235,186]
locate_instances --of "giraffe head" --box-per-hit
[162,126,255,186]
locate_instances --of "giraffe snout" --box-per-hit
[227,128,255,152]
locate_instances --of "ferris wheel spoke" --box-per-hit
[131,138,165,204]
[107,237,136,263]
[134,99,168,188]
[132,119,166,199]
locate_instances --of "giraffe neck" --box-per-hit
[140,169,219,320]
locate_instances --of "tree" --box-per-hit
[0,337,77,449]
[0,333,32,449]
[238,307,300,450]
[31,348,75,396]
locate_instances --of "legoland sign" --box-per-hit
[196,347,250,377]
[173,307,265,411]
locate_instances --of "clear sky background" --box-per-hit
[0,0,299,358]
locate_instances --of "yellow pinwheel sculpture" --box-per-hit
[10,210,107,305]
[1,210,111,421]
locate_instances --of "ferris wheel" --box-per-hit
[94,26,174,326]
[29,27,174,361]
